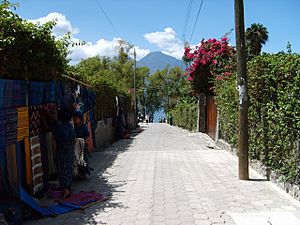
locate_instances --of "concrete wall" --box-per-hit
[94,118,116,151]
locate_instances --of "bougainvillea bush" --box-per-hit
[183,37,236,93]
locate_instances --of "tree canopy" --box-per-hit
[0,1,70,80]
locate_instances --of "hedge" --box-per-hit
[170,101,197,131]
[215,53,300,183]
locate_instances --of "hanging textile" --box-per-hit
[29,81,44,106]
[3,80,14,108]
[40,103,58,133]
[39,134,49,191]
[17,107,29,141]
[30,136,43,194]
[29,106,41,137]
[45,132,56,175]
[44,81,56,103]
[0,79,5,108]
[6,109,18,145]
[6,144,19,195]
[13,80,28,108]
[24,138,32,186]
[0,110,6,196]
[0,110,6,147]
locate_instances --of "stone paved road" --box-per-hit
[25,123,300,225]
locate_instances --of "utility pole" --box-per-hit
[133,48,137,128]
[234,0,249,180]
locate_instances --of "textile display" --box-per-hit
[44,81,56,103]
[42,103,58,125]
[39,103,58,133]
[20,187,79,217]
[59,191,108,209]
[73,138,86,176]
[29,81,44,106]
[16,142,24,185]
[24,138,32,186]
[13,80,28,107]
[30,136,43,194]
[0,149,6,196]
[45,133,56,175]
[0,79,5,107]
[3,80,14,108]
[6,109,18,145]
[0,110,6,147]
[29,106,41,137]
[6,144,19,195]
[17,107,29,141]
[39,134,49,190]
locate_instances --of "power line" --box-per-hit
[94,0,123,38]
[189,0,204,43]
[182,0,194,42]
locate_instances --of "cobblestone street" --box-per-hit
[25,123,300,225]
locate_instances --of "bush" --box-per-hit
[171,101,197,131]
[216,53,300,183]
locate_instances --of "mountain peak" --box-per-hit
[138,51,185,74]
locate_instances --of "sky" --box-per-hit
[12,0,300,64]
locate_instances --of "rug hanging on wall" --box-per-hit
[29,136,43,194]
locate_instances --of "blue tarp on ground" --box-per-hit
[20,187,80,217]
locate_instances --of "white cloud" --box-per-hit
[69,38,150,64]
[144,27,184,59]
[29,12,150,63]
[29,12,79,36]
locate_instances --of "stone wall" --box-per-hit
[94,118,116,151]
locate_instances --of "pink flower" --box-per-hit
[216,75,225,80]
[221,37,228,42]
[212,60,217,65]
[187,76,193,81]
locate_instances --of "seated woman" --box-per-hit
[73,111,90,178]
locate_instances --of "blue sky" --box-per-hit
[13,0,300,63]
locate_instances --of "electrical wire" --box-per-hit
[182,0,193,42]
[189,0,204,43]
[94,0,123,38]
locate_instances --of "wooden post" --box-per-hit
[234,0,249,180]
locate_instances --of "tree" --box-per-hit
[0,1,71,80]
[145,66,191,115]
[245,23,269,57]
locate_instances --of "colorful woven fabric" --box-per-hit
[29,81,44,106]
[44,81,56,103]
[59,191,108,209]
[46,132,56,175]
[6,144,19,195]
[39,134,49,190]
[0,110,6,148]
[29,106,41,137]
[3,80,14,108]
[30,135,44,194]
[13,80,28,107]
[0,79,5,108]
[17,107,29,141]
[24,138,32,186]
[6,109,18,145]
